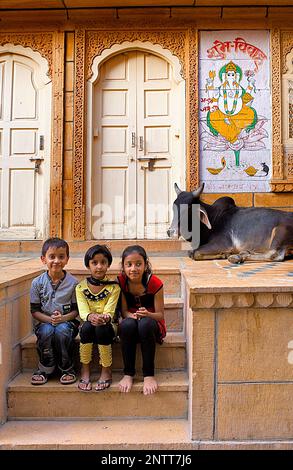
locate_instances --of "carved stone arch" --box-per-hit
[0,43,50,87]
[0,33,53,78]
[89,41,184,85]
[286,49,293,75]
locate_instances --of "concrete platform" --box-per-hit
[1,420,293,450]
[182,258,293,293]
[0,255,193,294]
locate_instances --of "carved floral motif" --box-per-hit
[287,153,293,177]
[271,30,283,181]
[0,32,53,77]
[188,29,198,189]
[85,30,186,80]
[191,292,293,309]
[50,32,65,237]
[281,31,293,74]
[73,29,86,239]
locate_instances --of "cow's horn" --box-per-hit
[174,183,182,195]
[192,182,205,198]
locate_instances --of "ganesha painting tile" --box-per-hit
[199,30,271,193]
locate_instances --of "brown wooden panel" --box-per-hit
[0,1,62,8]
[218,308,293,382]
[197,0,292,5]
[65,0,194,6]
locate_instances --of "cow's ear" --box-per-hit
[200,206,211,229]
[174,183,182,195]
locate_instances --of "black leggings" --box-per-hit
[80,321,115,345]
[119,317,160,377]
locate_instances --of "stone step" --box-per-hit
[8,371,188,419]
[67,257,184,296]
[2,420,293,450]
[0,419,190,449]
[21,331,186,371]
[0,239,187,256]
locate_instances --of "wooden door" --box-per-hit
[92,51,180,239]
[0,53,50,239]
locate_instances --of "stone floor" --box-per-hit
[1,255,293,292]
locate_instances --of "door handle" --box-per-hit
[29,156,44,173]
[137,156,151,161]
[139,136,144,152]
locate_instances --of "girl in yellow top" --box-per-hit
[76,245,120,391]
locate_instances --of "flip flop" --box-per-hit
[31,370,48,386]
[78,379,92,392]
[60,372,77,385]
[95,378,112,391]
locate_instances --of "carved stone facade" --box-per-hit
[73,29,86,240]
[0,31,64,238]
[187,29,199,190]
[0,33,53,76]
[271,30,293,192]
[73,28,191,240]
[50,32,65,237]
[1,26,293,240]
[287,154,293,177]
[190,292,293,309]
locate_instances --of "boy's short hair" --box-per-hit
[41,238,70,257]
[84,244,112,267]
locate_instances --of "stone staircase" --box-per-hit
[1,258,192,449]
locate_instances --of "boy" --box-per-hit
[30,237,79,385]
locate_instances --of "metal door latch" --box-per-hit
[137,155,167,171]
[29,156,44,173]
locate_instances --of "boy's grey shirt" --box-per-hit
[30,271,78,319]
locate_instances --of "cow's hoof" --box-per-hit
[228,254,244,264]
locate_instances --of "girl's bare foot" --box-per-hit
[143,376,158,395]
[119,375,133,393]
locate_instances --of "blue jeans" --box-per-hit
[35,322,78,375]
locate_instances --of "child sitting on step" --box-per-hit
[30,237,79,386]
[76,245,120,391]
[117,245,166,395]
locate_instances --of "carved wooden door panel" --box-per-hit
[0,53,50,240]
[92,51,180,239]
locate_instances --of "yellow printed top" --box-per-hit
[76,278,120,332]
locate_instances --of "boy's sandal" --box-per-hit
[31,370,48,385]
[60,372,77,385]
[78,379,92,392]
[95,378,112,391]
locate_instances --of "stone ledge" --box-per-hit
[190,292,293,309]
